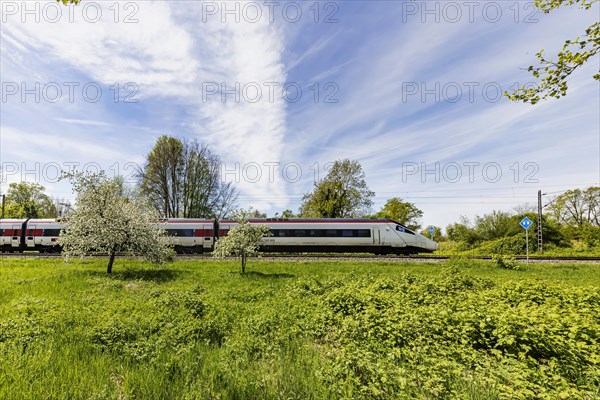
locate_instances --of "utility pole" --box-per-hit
[1,194,5,219]
[537,190,543,253]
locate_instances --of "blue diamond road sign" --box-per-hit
[520,217,533,230]
[429,226,435,234]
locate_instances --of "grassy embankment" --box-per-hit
[436,239,600,258]
[1,257,599,399]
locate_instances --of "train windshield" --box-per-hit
[395,225,415,235]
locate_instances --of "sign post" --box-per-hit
[519,217,533,263]
[429,226,434,240]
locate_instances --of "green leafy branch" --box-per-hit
[506,0,600,104]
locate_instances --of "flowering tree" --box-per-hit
[59,171,174,274]
[213,209,270,273]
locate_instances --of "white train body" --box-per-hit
[0,219,27,251]
[1,218,438,255]
[157,219,215,253]
[218,218,438,254]
[0,218,62,252]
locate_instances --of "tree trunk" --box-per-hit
[107,248,116,274]
[241,254,246,274]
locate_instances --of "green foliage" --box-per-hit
[492,255,522,271]
[421,225,444,242]
[274,209,296,218]
[59,171,174,273]
[374,197,423,230]
[547,187,600,227]
[477,234,530,255]
[213,209,271,273]
[3,182,57,218]
[249,209,267,218]
[300,159,375,218]
[473,210,513,241]
[506,0,599,104]
[446,218,479,245]
[1,258,599,399]
[57,0,79,4]
[443,210,567,255]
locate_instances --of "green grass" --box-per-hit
[1,257,599,399]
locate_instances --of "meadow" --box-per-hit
[0,257,598,399]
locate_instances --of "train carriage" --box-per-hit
[1,217,438,255]
[0,219,27,252]
[24,219,64,253]
[218,218,438,254]
[159,219,216,253]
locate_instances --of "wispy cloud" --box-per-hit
[54,118,112,127]
[1,1,597,226]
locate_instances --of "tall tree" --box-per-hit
[4,182,57,218]
[213,209,270,273]
[137,135,237,219]
[374,197,423,230]
[300,159,374,218]
[138,135,184,218]
[506,0,599,104]
[181,140,237,219]
[59,171,174,274]
[547,187,600,227]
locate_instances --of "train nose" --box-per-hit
[426,238,439,251]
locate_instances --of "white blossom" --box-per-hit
[213,209,270,273]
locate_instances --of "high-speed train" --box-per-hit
[0,218,438,255]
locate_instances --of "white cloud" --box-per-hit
[2,1,198,97]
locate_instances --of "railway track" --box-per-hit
[2,252,600,263]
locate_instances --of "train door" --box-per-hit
[11,225,21,248]
[373,228,380,245]
[25,224,36,248]
[203,223,213,249]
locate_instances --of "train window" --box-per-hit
[43,229,61,237]
[266,228,372,238]
[167,229,195,237]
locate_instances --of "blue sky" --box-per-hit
[1,0,599,229]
